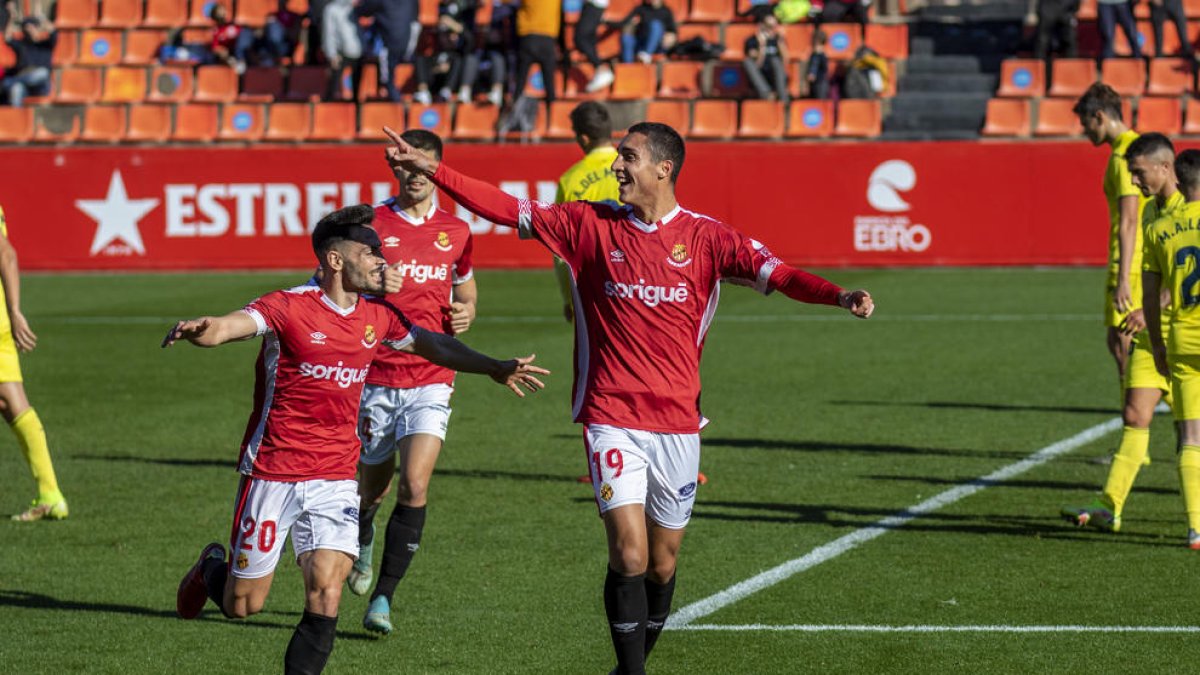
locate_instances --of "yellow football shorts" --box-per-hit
[1105,282,1142,329]
[0,329,23,383]
[1171,354,1200,421]
[1126,337,1171,392]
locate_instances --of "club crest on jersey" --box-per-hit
[610,249,626,263]
[310,331,327,345]
[362,325,378,348]
[600,483,614,501]
[383,236,401,248]
[667,243,692,268]
[434,231,453,252]
[236,553,249,570]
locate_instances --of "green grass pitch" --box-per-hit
[4,268,1200,674]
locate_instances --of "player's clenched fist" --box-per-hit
[838,289,874,319]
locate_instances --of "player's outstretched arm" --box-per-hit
[837,289,875,319]
[404,328,549,397]
[161,311,260,348]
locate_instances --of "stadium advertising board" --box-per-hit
[1,141,1107,270]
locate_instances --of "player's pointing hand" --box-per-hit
[492,354,550,397]
[162,318,212,348]
[384,126,440,177]
[838,289,874,319]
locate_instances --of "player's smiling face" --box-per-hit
[395,148,439,204]
[613,133,663,209]
[338,241,388,294]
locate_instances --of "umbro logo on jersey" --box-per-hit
[383,236,401,248]
[610,249,626,263]
[434,231,453,252]
[310,332,327,344]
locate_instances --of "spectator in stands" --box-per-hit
[1148,0,1193,58]
[464,5,515,106]
[413,0,478,104]
[514,0,562,102]
[813,0,870,26]
[1097,0,1142,59]
[804,29,830,99]
[576,0,614,92]
[206,3,256,72]
[322,0,363,99]
[307,0,332,65]
[1027,0,1079,59]
[1,14,55,107]
[261,0,304,66]
[356,0,420,103]
[620,0,677,64]
[743,11,790,101]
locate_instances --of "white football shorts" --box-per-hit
[228,477,360,579]
[584,424,701,530]
[358,383,454,465]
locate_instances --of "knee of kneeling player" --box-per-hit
[306,584,343,614]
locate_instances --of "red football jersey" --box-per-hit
[239,285,414,482]
[367,199,475,388]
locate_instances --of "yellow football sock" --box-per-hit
[11,408,62,504]
[1178,445,1200,532]
[1102,426,1150,517]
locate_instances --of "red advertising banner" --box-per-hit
[0,141,1112,271]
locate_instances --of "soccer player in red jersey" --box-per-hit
[348,129,482,635]
[384,124,873,674]
[165,205,547,675]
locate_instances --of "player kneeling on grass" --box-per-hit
[1143,148,1200,550]
[1062,132,1183,533]
[163,205,548,675]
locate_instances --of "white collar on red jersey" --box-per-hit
[389,199,437,225]
[319,291,357,316]
[627,204,682,233]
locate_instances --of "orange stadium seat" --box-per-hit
[54,0,99,29]
[453,103,500,141]
[125,103,173,142]
[194,65,239,102]
[661,0,688,21]
[1078,0,1097,19]
[690,0,735,23]
[1048,58,1098,98]
[689,100,737,139]
[310,102,356,141]
[80,105,128,142]
[419,0,438,24]
[123,30,168,65]
[190,0,232,26]
[52,29,80,65]
[357,102,405,140]
[997,59,1046,97]
[545,100,576,139]
[0,41,13,69]
[738,100,784,138]
[236,0,277,27]
[1034,97,1083,136]
[56,67,103,103]
[386,63,416,97]
[0,108,35,142]
[1101,58,1147,96]
[710,61,752,98]
[265,102,313,141]
[822,24,863,61]
[721,24,758,60]
[501,103,546,141]
[102,66,148,102]
[408,103,451,137]
[865,24,908,59]
[981,98,1032,137]
[219,103,267,141]
[285,66,330,101]
[610,63,657,100]
[340,62,380,100]
[595,26,623,61]
[99,0,144,27]
[78,29,123,65]
[782,24,815,60]
[603,0,639,22]
[834,99,882,137]
[1136,96,1183,133]
[562,63,608,99]
[1187,0,1200,16]
[644,100,690,130]
[148,65,194,101]
[241,67,285,102]
[33,110,81,143]
[658,61,703,99]
[172,102,219,141]
[1185,98,1200,133]
[1147,58,1194,96]
[785,100,835,138]
[143,0,189,28]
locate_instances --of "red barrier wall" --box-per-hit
[0,141,1111,271]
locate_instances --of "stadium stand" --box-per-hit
[545,100,577,139]
[172,103,219,142]
[1048,59,1098,98]
[1136,97,1183,134]
[1100,59,1147,97]
[143,0,189,28]
[645,99,691,131]
[53,0,99,29]
[103,66,149,102]
[194,65,240,103]
[99,0,145,28]
[1034,98,1084,136]
[266,101,313,141]
[981,97,1031,137]
[835,99,883,137]
[0,107,35,142]
[737,100,785,139]
[1147,59,1194,96]
[454,103,501,141]
[81,104,127,142]
[126,103,173,142]
[219,103,267,141]
[690,99,738,139]
[785,100,835,138]
[997,59,1045,98]
[310,102,357,141]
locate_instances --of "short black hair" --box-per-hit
[311,204,380,258]
[1176,149,1200,192]
[1126,132,1175,163]
[1073,82,1123,123]
[400,128,443,160]
[570,101,612,144]
[626,122,686,182]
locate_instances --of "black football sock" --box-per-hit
[604,566,648,675]
[201,557,230,617]
[359,500,381,548]
[643,574,676,659]
[371,504,426,602]
[284,611,338,675]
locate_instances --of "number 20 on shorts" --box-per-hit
[239,517,278,552]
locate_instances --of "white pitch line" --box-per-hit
[34,313,1098,325]
[676,624,1200,634]
[666,416,1125,628]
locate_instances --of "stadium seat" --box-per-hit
[148,65,194,101]
[80,105,128,142]
[721,24,758,60]
[386,63,416,97]
[408,103,451,137]
[194,65,239,102]
[644,100,690,131]
[357,102,405,140]
[689,0,735,23]
[610,63,657,100]
[1101,58,1147,96]
[822,24,863,61]
[1136,96,1183,133]
[737,100,784,138]
[522,64,551,99]
[545,100,577,139]
[782,24,815,60]
[54,0,99,29]
[102,66,148,102]
[122,30,168,65]
[1048,58,1098,98]
[0,41,13,69]
[1188,0,1200,17]
[265,102,313,141]
[219,103,267,141]
[785,100,835,138]
[33,109,81,143]
[56,67,103,103]
[344,62,380,100]
[99,0,144,27]
[125,103,173,142]
[285,66,330,102]
[78,29,123,66]
[834,99,882,137]
[453,103,500,141]
[52,30,80,65]
[1147,58,1194,96]
[603,0,638,22]
[190,0,232,26]
[0,107,34,142]
[1034,97,1083,136]
[236,0,277,27]
[143,0,189,28]
[709,61,753,98]
[562,63,608,99]
[595,26,623,61]
[1110,21,1152,57]
[419,0,439,24]
[310,102,356,141]
[1185,98,1200,133]
[689,100,737,139]
[501,103,547,141]
[865,24,908,59]
[981,98,1032,137]
[172,103,219,141]
[658,61,703,99]
[241,67,285,102]
[997,59,1046,97]
[661,0,689,20]
[1078,0,1098,19]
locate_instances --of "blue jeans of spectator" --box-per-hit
[622,20,665,63]
[1098,1,1141,59]
[261,21,294,65]
[2,67,50,106]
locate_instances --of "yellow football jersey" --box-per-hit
[555,146,620,205]
[1143,199,1200,355]
[0,206,12,333]
[1106,129,1152,291]
[1136,190,1186,346]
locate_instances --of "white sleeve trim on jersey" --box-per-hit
[755,259,779,296]
[244,308,270,337]
[517,199,536,239]
[452,268,474,285]
[383,326,416,351]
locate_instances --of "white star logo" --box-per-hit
[75,170,159,256]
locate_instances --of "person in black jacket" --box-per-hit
[357,0,419,102]
[620,0,676,64]
[1,14,55,107]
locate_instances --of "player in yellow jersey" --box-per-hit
[1143,148,1200,549]
[1074,83,1151,390]
[0,205,67,521]
[1063,133,1182,532]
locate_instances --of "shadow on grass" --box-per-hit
[866,474,1179,496]
[434,468,578,484]
[830,399,1119,415]
[71,453,235,469]
[699,437,1033,462]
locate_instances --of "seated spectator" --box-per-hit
[842,45,888,98]
[261,0,304,66]
[414,0,477,103]
[812,0,870,26]
[355,0,419,103]
[463,5,515,106]
[2,15,55,107]
[207,3,256,72]
[620,0,677,64]
[323,0,363,99]
[743,12,789,101]
[804,28,829,99]
[575,0,614,92]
